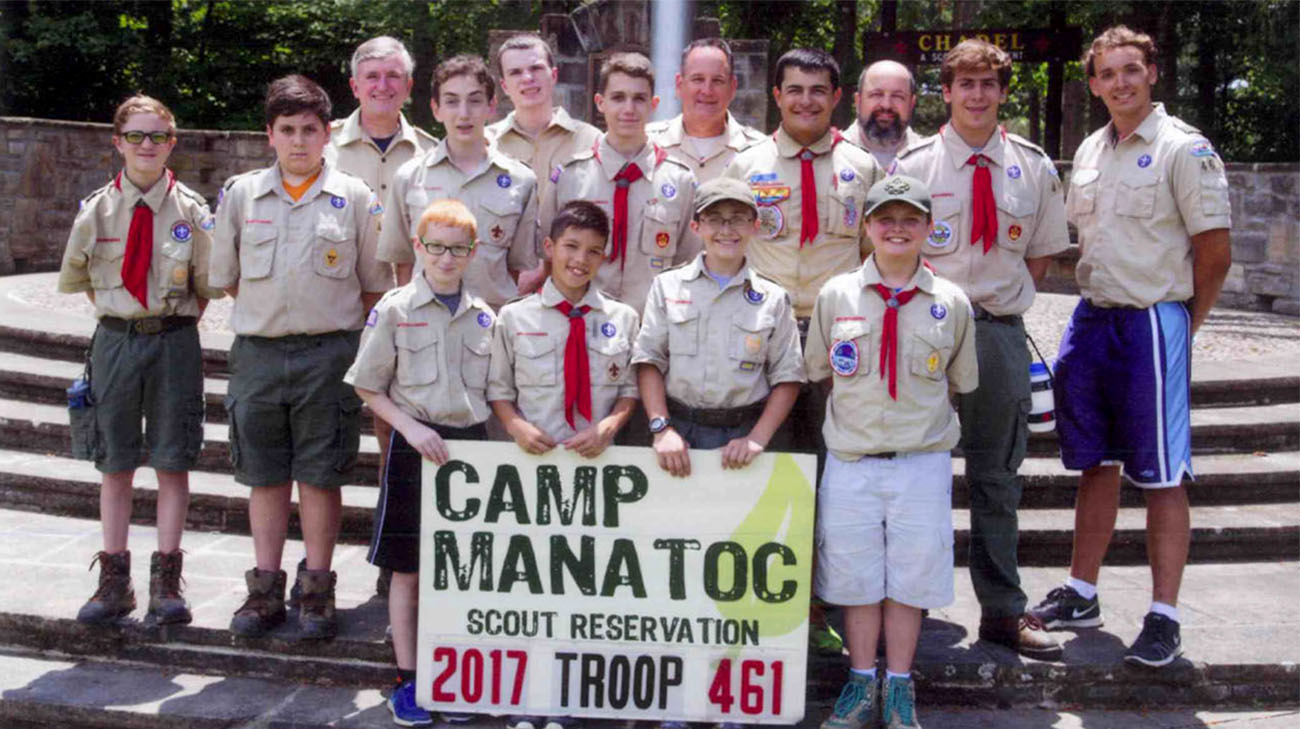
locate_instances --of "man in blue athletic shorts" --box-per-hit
[1029,26,1232,669]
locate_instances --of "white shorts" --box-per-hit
[815,450,954,609]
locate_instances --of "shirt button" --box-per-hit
[381,184,387,190]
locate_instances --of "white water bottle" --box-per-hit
[1028,361,1055,433]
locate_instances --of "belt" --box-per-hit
[667,398,766,429]
[971,306,1022,326]
[99,316,196,335]
[862,452,899,460]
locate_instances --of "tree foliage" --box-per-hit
[1,0,1295,161]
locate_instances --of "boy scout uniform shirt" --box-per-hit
[1067,103,1232,309]
[344,274,494,428]
[540,136,698,313]
[326,108,439,201]
[488,278,640,443]
[805,256,979,460]
[724,126,886,319]
[209,162,390,336]
[646,112,766,184]
[377,144,539,310]
[895,125,1070,316]
[632,253,806,409]
[58,171,224,318]
[840,123,925,172]
[487,106,600,204]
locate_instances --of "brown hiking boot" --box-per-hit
[147,550,192,625]
[230,567,286,637]
[297,568,338,640]
[979,614,1063,661]
[77,551,136,625]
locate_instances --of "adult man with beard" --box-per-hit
[842,60,925,171]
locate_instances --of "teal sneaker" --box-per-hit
[820,672,878,729]
[387,679,433,727]
[882,674,920,729]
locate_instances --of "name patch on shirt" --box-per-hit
[170,221,192,242]
[396,322,428,327]
[927,221,953,248]
[830,340,859,376]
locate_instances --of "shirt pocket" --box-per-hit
[729,311,775,375]
[829,319,873,377]
[908,323,954,382]
[313,218,356,279]
[395,326,439,387]
[406,186,433,223]
[515,334,557,387]
[588,333,632,388]
[638,203,682,259]
[479,193,523,249]
[89,241,126,289]
[1115,171,1160,219]
[460,332,493,392]
[923,197,962,257]
[158,238,194,297]
[997,190,1036,255]
[240,227,277,280]
[666,305,700,356]
[826,182,866,238]
[1067,168,1099,218]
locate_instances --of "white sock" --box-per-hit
[885,670,910,681]
[1150,601,1180,623]
[1066,576,1097,600]
[850,667,877,679]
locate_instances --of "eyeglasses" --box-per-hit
[698,213,756,229]
[120,131,173,145]
[421,241,476,258]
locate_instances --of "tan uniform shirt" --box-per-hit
[806,257,978,460]
[209,162,390,337]
[326,108,439,200]
[646,112,766,184]
[724,127,886,318]
[345,274,494,428]
[487,106,600,205]
[488,278,639,443]
[632,253,806,409]
[1067,103,1232,308]
[377,145,539,310]
[540,136,698,313]
[895,125,1070,316]
[59,171,224,318]
[840,122,925,173]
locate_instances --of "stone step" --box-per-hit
[0,448,1295,567]
[0,510,1294,712]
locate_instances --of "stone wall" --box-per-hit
[2,116,1296,315]
[0,117,273,274]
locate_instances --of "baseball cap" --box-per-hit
[864,174,931,218]
[693,177,759,217]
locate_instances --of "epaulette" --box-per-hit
[174,182,208,207]
[329,118,346,131]
[564,147,596,166]
[750,269,782,289]
[895,135,937,160]
[658,259,692,275]
[659,154,692,174]
[78,182,113,209]
[500,290,538,308]
[1168,116,1203,136]
[412,126,439,144]
[1007,132,1049,159]
[221,168,260,192]
[739,123,767,143]
[644,119,671,135]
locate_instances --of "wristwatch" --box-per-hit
[648,416,670,434]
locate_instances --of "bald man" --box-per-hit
[842,60,924,170]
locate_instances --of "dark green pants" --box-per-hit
[959,315,1031,619]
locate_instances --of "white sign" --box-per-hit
[417,442,816,724]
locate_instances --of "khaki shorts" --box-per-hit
[815,450,955,609]
[87,321,204,474]
[225,331,362,487]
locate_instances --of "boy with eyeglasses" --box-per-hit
[346,198,494,727]
[379,54,538,309]
[210,74,391,640]
[633,178,804,484]
[58,94,223,627]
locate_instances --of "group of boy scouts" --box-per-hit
[55,21,1232,729]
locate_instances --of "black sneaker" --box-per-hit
[1124,612,1182,667]
[1029,585,1103,630]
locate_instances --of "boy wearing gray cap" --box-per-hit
[807,175,978,729]
[632,178,805,479]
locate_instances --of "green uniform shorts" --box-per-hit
[224,330,362,488]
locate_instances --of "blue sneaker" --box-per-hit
[1124,612,1183,668]
[387,680,434,727]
